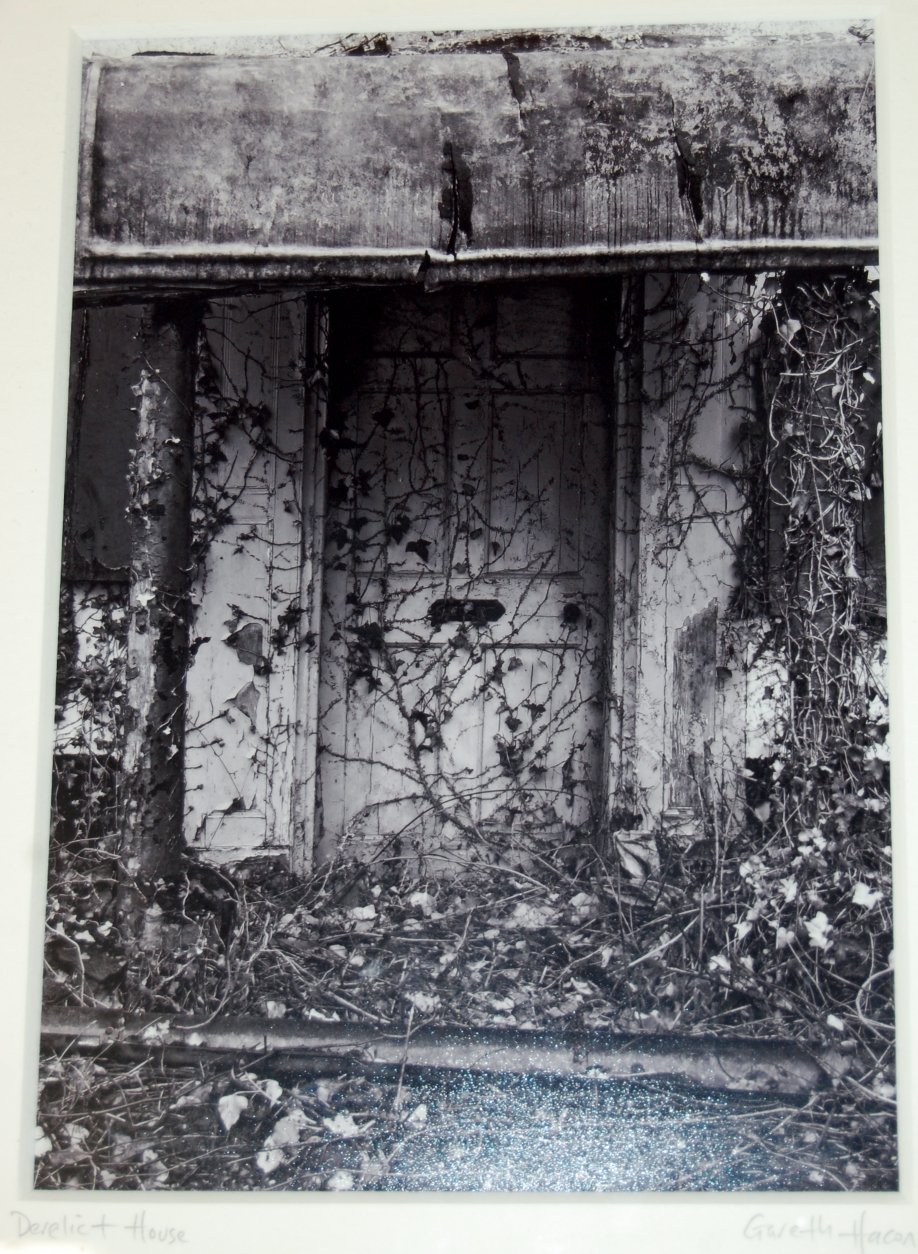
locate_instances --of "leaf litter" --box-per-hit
[37,842,897,1191]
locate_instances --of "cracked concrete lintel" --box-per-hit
[77,27,875,280]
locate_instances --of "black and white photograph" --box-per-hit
[13,8,907,1210]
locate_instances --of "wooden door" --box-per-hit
[316,284,610,871]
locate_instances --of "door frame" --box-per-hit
[290,278,640,874]
[290,299,330,876]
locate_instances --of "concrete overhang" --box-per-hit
[75,22,878,289]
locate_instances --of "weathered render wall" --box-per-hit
[598,272,793,847]
[55,271,885,868]
[633,275,751,831]
[53,306,136,847]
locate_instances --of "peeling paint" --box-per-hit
[225,622,266,670]
[228,680,261,730]
[182,295,313,864]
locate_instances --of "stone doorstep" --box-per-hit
[42,1007,830,1100]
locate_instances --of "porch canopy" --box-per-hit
[75,22,877,291]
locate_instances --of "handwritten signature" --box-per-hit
[744,1212,915,1251]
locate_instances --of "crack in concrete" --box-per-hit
[502,49,532,155]
[439,140,474,256]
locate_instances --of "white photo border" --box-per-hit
[2,1,915,1250]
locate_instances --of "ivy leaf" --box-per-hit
[327,1170,355,1191]
[271,1110,309,1148]
[322,1112,362,1138]
[405,990,440,1014]
[174,1084,212,1110]
[256,1147,285,1174]
[405,1103,428,1128]
[408,890,435,917]
[779,876,798,903]
[141,1150,169,1186]
[259,1078,283,1104]
[852,882,882,909]
[140,1019,171,1045]
[508,902,559,930]
[405,538,431,563]
[804,912,832,950]
[217,1093,248,1132]
[775,926,796,950]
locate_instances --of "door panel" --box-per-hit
[317,284,610,870]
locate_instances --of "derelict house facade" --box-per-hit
[54,24,884,905]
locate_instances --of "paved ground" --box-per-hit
[369,1072,830,1192]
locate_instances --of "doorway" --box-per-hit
[316,283,613,871]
